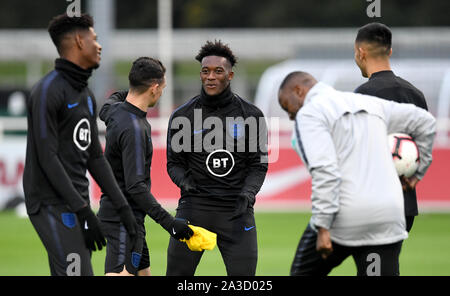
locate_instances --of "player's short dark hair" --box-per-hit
[128,57,166,94]
[195,40,237,67]
[48,13,94,54]
[279,71,315,91]
[355,22,392,56]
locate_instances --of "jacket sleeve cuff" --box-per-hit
[311,213,335,230]
[70,199,88,213]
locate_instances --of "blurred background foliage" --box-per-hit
[0,0,448,29]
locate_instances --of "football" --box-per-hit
[388,133,420,178]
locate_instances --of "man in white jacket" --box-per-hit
[278,71,436,276]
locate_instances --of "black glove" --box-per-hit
[230,192,255,221]
[168,218,194,240]
[76,206,106,251]
[180,174,199,194]
[117,205,138,249]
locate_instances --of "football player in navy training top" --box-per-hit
[97,57,193,276]
[23,13,137,276]
[354,22,429,232]
[165,40,268,276]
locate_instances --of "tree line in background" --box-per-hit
[0,0,448,29]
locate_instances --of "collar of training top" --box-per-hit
[369,70,395,80]
[54,58,93,91]
[199,84,234,108]
[122,100,147,118]
[303,81,332,106]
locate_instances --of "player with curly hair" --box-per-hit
[165,40,268,275]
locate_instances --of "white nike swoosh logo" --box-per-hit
[172,228,176,235]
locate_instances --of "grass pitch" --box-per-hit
[0,210,449,276]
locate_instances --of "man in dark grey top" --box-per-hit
[354,22,429,232]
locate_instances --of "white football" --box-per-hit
[388,133,420,178]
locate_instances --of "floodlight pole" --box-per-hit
[158,0,174,118]
[88,0,115,105]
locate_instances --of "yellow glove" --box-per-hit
[180,225,217,252]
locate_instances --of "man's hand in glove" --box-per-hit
[169,218,194,240]
[76,205,106,251]
[230,192,255,221]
